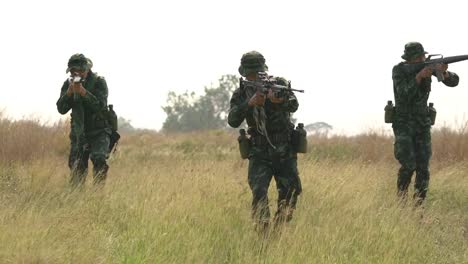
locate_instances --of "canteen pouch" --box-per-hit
[384,100,395,124]
[238,129,251,159]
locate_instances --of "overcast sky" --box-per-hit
[1,0,467,134]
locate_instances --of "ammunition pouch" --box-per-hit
[428,104,437,126]
[238,129,251,160]
[93,119,109,129]
[384,105,395,124]
[291,129,308,153]
[88,105,120,154]
[88,105,118,130]
[106,105,120,154]
[87,110,110,130]
[106,105,118,132]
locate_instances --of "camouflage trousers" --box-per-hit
[393,124,432,202]
[69,131,110,186]
[247,144,302,224]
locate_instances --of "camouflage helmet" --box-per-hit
[401,42,428,61]
[238,51,268,77]
[66,53,93,73]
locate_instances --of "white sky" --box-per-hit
[1,0,468,134]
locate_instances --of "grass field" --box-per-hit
[0,115,467,263]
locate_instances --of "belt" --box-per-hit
[395,105,428,115]
[251,133,290,146]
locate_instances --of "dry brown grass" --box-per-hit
[0,112,68,165]
[3,109,468,165]
[0,116,467,263]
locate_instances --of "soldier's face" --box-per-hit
[246,72,257,81]
[70,69,89,79]
[416,54,427,62]
[408,54,426,64]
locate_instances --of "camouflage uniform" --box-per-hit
[57,54,112,185]
[392,43,459,202]
[228,51,302,225]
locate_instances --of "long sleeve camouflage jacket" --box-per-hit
[56,71,111,138]
[228,77,298,135]
[392,62,459,127]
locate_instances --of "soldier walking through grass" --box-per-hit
[57,54,117,186]
[228,51,303,231]
[391,42,459,205]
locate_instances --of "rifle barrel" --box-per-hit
[442,55,468,64]
[241,78,304,93]
[271,85,304,93]
[426,55,468,65]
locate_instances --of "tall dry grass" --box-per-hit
[3,109,468,165]
[0,112,69,165]
[0,116,467,263]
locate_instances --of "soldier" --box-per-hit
[228,51,302,230]
[392,42,459,205]
[57,54,112,186]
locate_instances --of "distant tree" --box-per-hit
[162,74,239,132]
[305,122,333,136]
[118,117,136,133]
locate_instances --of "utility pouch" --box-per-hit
[107,104,118,131]
[93,119,108,129]
[428,102,437,126]
[238,129,251,159]
[106,104,120,154]
[291,123,308,153]
[384,100,395,124]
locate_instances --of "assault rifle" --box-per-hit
[239,72,303,149]
[240,72,304,98]
[403,54,468,82]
